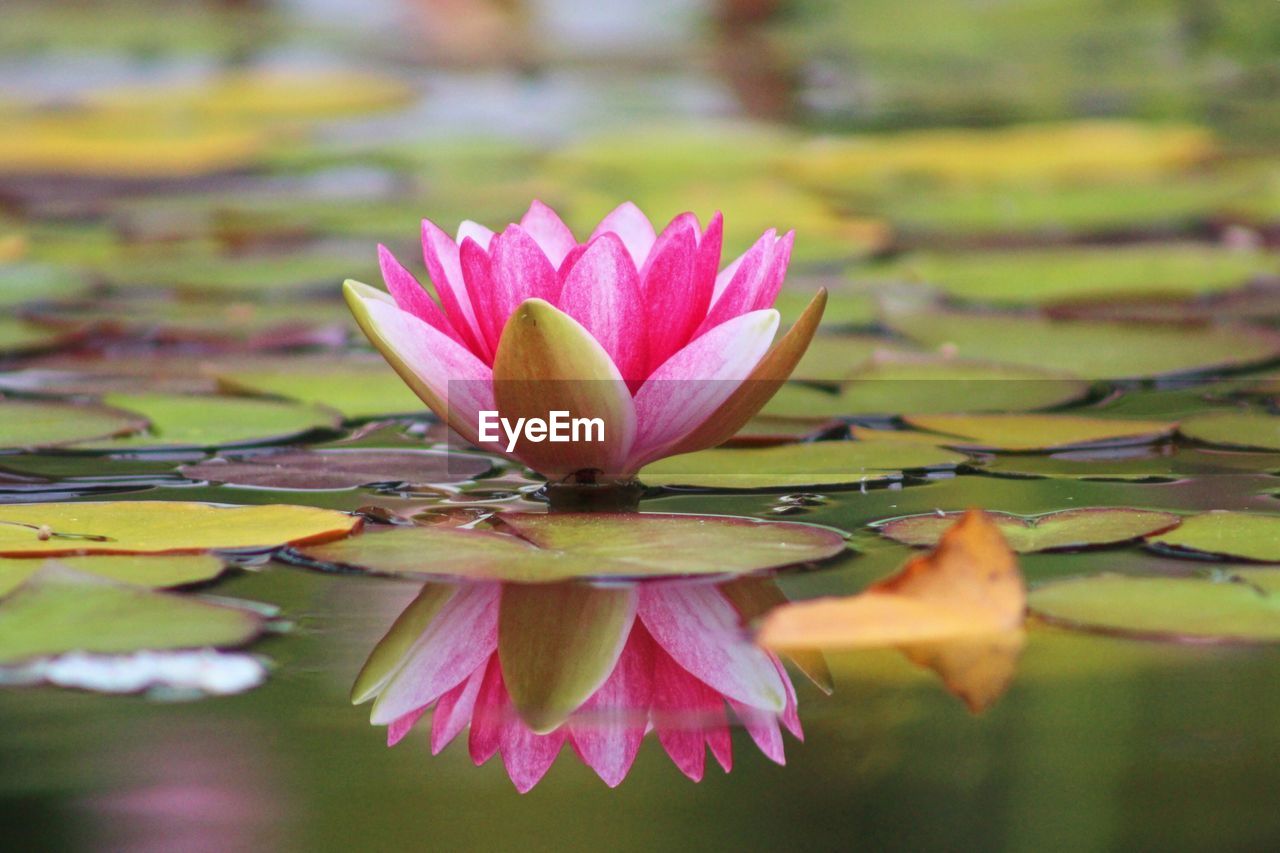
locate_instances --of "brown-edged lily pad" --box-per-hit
[1178,411,1280,452]
[180,448,493,491]
[1146,512,1280,563]
[290,512,847,583]
[903,414,1175,452]
[875,508,1181,553]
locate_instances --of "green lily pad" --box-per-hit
[0,501,360,556]
[776,288,879,330]
[876,508,1181,553]
[72,393,341,450]
[763,360,1089,419]
[180,448,492,490]
[1029,573,1280,643]
[638,440,968,489]
[0,564,264,665]
[888,310,1280,380]
[101,248,376,295]
[786,333,901,383]
[208,357,425,419]
[0,317,75,355]
[903,414,1176,452]
[290,512,846,582]
[979,446,1280,482]
[1179,411,1280,451]
[0,399,147,450]
[0,262,91,308]
[1147,512,1280,563]
[0,554,225,598]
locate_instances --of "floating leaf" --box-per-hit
[0,564,264,664]
[0,399,147,450]
[291,512,846,582]
[0,316,75,356]
[888,310,1280,380]
[785,333,899,382]
[1029,574,1280,643]
[0,554,225,598]
[638,440,967,489]
[180,448,492,490]
[1147,512,1280,563]
[101,248,376,295]
[876,508,1181,553]
[73,393,340,450]
[1179,411,1280,451]
[0,262,91,308]
[763,360,1088,419]
[903,414,1175,452]
[0,501,360,556]
[208,357,426,419]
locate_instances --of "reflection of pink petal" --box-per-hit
[728,700,786,765]
[387,707,428,747]
[372,583,499,724]
[468,655,567,792]
[468,656,504,765]
[651,641,729,782]
[431,664,487,755]
[568,621,655,787]
[775,656,803,741]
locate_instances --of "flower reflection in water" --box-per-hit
[353,577,822,792]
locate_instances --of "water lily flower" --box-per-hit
[352,578,820,792]
[344,201,825,481]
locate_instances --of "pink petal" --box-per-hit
[638,215,702,375]
[387,707,428,747]
[520,200,578,267]
[457,220,495,250]
[751,230,793,313]
[468,656,567,791]
[626,309,779,469]
[694,211,724,305]
[467,225,560,357]
[567,622,655,788]
[556,232,648,387]
[421,219,487,357]
[378,245,462,344]
[591,201,656,269]
[371,582,500,725]
[696,230,776,336]
[728,700,786,765]
[775,657,803,740]
[431,664,487,755]
[639,583,787,712]
[651,642,728,782]
[469,655,505,765]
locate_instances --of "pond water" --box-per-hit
[2,0,1280,850]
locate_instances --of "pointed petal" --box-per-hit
[370,582,500,725]
[729,700,786,765]
[638,215,701,375]
[459,236,501,360]
[567,622,654,787]
[718,576,833,694]
[664,289,826,457]
[491,298,637,479]
[627,309,779,470]
[352,583,457,704]
[652,643,726,782]
[421,219,486,356]
[695,211,724,304]
[776,657,803,740]
[344,280,498,448]
[591,201,656,268]
[501,718,567,793]
[557,232,648,386]
[520,200,577,267]
[498,582,637,733]
[468,656,505,765]
[696,230,776,335]
[639,582,786,712]
[387,707,428,746]
[378,245,462,344]
[457,220,495,250]
[431,664,486,755]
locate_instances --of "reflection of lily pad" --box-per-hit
[1030,574,1280,643]
[0,554,225,597]
[876,508,1181,553]
[903,414,1175,452]
[0,501,360,556]
[0,564,264,665]
[1146,512,1280,563]
[74,393,340,450]
[638,441,967,489]
[291,512,846,582]
[0,399,147,450]
[1179,412,1280,451]
[208,357,425,419]
[889,311,1280,380]
[180,449,492,490]
[763,360,1088,419]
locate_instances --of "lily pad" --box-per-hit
[763,360,1089,419]
[0,564,264,665]
[0,554,225,597]
[180,449,492,490]
[72,393,340,450]
[888,310,1280,380]
[1146,512,1280,563]
[1029,574,1280,643]
[0,262,92,308]
[0,501,360,556]
[1179,411,1280,451]
[101,248,376,295]
[0,399,147,450]
[638,440,968,489]
[290,512,846,583]
[876,508,1181,553]
[903,414,1175,452]
[208,357,425,419]
[0,317,75,355]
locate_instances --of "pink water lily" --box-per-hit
[353,579,818,792]
[344,201,825,480]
